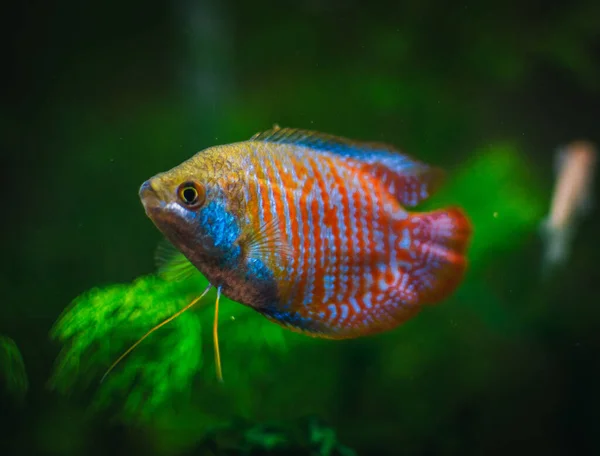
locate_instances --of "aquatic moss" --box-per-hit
[0,334,28,402]
[49,263,290,422]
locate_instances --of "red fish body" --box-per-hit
[140,127,472,339]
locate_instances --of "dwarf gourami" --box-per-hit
[104,126,472,382]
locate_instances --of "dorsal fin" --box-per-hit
[250,127,445,207]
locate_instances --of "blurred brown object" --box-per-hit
[541,140,597,275]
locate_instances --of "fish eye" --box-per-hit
[177,181,205,208]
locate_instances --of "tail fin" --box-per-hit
[399,207,472,305]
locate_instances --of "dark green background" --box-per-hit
[2,0,600,455]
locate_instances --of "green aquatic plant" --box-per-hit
[0,334,28,402]
[49,263,290,421]
[196,416,357,456]
[50,273,203,418]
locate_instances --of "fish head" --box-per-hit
[139,152,244,267]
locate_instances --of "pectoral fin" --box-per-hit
[154,239,198,281]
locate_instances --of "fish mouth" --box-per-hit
[139,180,164,216]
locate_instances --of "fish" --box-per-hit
[541,140,597,275]
[103,126,472,382]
